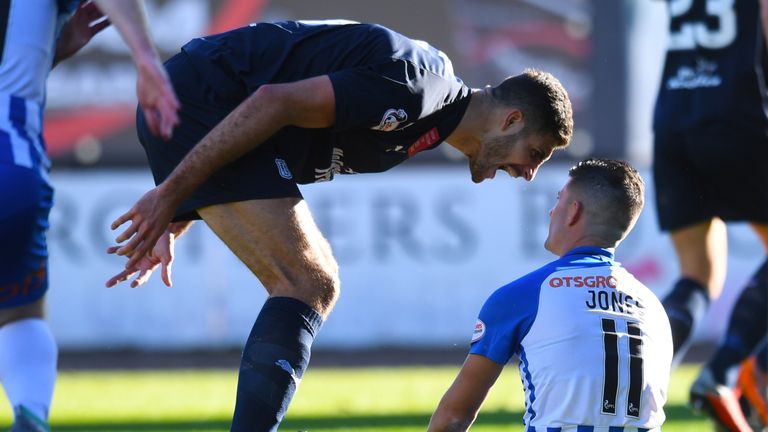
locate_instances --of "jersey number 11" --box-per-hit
[601,318,643,418]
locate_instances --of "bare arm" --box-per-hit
[91,0,155,65]
[112,76,336,268]
[428,354,504,432]
[161,76,336,208]
[91,0,180,139]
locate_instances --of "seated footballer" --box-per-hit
[429,159,673,432]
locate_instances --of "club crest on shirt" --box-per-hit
[372,108,408,131]
[471,319,486,343]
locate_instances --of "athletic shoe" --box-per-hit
[736,356,768,430]
[8,405,50,432]
[690,368,752,432]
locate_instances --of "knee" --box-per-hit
[271,255,340,317]
[310,257,341,316]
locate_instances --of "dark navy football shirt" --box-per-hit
[180,20,471,184]
[654,0,768,132]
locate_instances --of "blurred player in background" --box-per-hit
[429,158,672,432]
[0,1,178,431]
[652,0,768,430]
[104,19,573,431]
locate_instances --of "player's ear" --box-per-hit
[502,109,524,132]
[566,200,582,226]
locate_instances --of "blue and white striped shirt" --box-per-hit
[470,247,672,431]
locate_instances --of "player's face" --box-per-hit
[544,181,572,255]
[468,133,555,183]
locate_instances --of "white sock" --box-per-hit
[0,318,57,420]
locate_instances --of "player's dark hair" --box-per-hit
[490,68,573,148]
[568,158,645,243]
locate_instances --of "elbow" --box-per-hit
[247,84,289,125]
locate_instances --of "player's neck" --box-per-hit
[560,236,617,255]
[444,88,491,155]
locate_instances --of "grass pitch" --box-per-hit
[0,364,712,431]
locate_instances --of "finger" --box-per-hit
[111,209,136,230]
[106,245,119,254]
[161,265,172,287]
[131,227,165,268]
[161,255,173,287]
[142,106,162,138]
[131,268,154,288]
[159,107,179,140]
[124,232,159,268]
[117,223,151,257]
[159,98,179,136]
[117,233,144,257]
[106,268,139,288]
[115,221,140,244]
[89,18,110,35]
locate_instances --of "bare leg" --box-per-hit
[664,218,728,358]
[670,218,728,296]
[198,198,339,431]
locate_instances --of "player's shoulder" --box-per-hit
[486,256,566,305]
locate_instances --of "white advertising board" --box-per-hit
[46,165,763,349]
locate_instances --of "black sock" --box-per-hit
[708,258,768,384]
[230,297,323,432]
[662,278,709,357]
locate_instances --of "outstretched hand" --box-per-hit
[136,57,180,140]
[110,186,178,271]
[54,1,111,65]
[106,228,176,288]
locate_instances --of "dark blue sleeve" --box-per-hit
[469,270,546,365]
[328,60,433,132]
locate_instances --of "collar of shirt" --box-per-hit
[561,245,615,260]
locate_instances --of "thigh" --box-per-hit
[198,198,339,316]
[0,164,50,308]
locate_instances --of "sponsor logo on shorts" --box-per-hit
[549,275,618,289]
[407,127,440,157]
[0,260,46,303]
[275,158,293,179]
[372,108,408,132]
[471,319,486,343]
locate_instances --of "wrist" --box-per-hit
[134,50,161,73]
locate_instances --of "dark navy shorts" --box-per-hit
[653,123,768,231]
[138,52,303,222]
[0,163,50,308]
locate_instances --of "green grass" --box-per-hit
[0,364,713,431]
